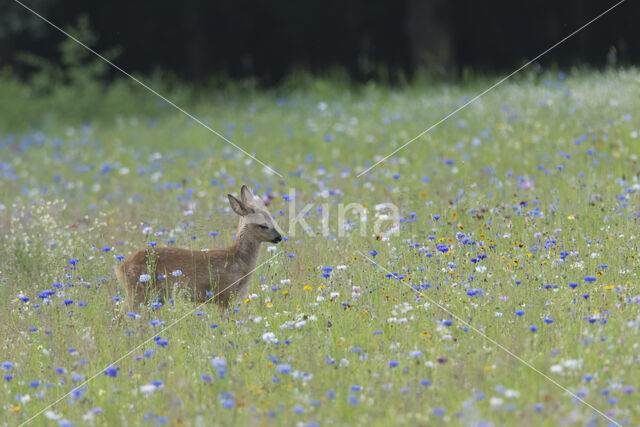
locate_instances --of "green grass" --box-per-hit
[1,68,640,426]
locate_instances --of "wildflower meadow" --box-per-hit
[2,65,640,426]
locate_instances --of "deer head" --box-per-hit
[228,185,283,243]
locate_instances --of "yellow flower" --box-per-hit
[303,285,312,291]
[10,406,20,412]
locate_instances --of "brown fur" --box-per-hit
[115,186,282,310]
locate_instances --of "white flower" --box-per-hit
[563,359,583,370]
[139,274,151,282]
[339,358,350,367]
[475,265,487,273]
[171,270,183,277]
[262,332,278,344]
[490,397,504,407]
[45,411,62,420]
[267,246,277,252]
[280,279,291,285]
[140,384,157,395]
[505,389,520,398]
[550,364,563,373]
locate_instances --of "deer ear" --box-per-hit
[240,185,253,205]
[228,194,253,216]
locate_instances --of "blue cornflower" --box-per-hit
[515,310,525,316]
[388,360,399,367]
[211,357,227,368]
[104,366,118,377]
[276,364,292,374]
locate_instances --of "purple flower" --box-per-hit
[433,408,445,416]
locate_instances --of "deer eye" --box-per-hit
[258,224,269,230]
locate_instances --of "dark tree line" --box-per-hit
[1,0,637,84]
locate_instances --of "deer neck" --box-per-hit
[232,226,261,268]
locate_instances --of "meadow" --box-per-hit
[1,64,640,426]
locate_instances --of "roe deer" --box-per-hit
[115,185,283,309]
